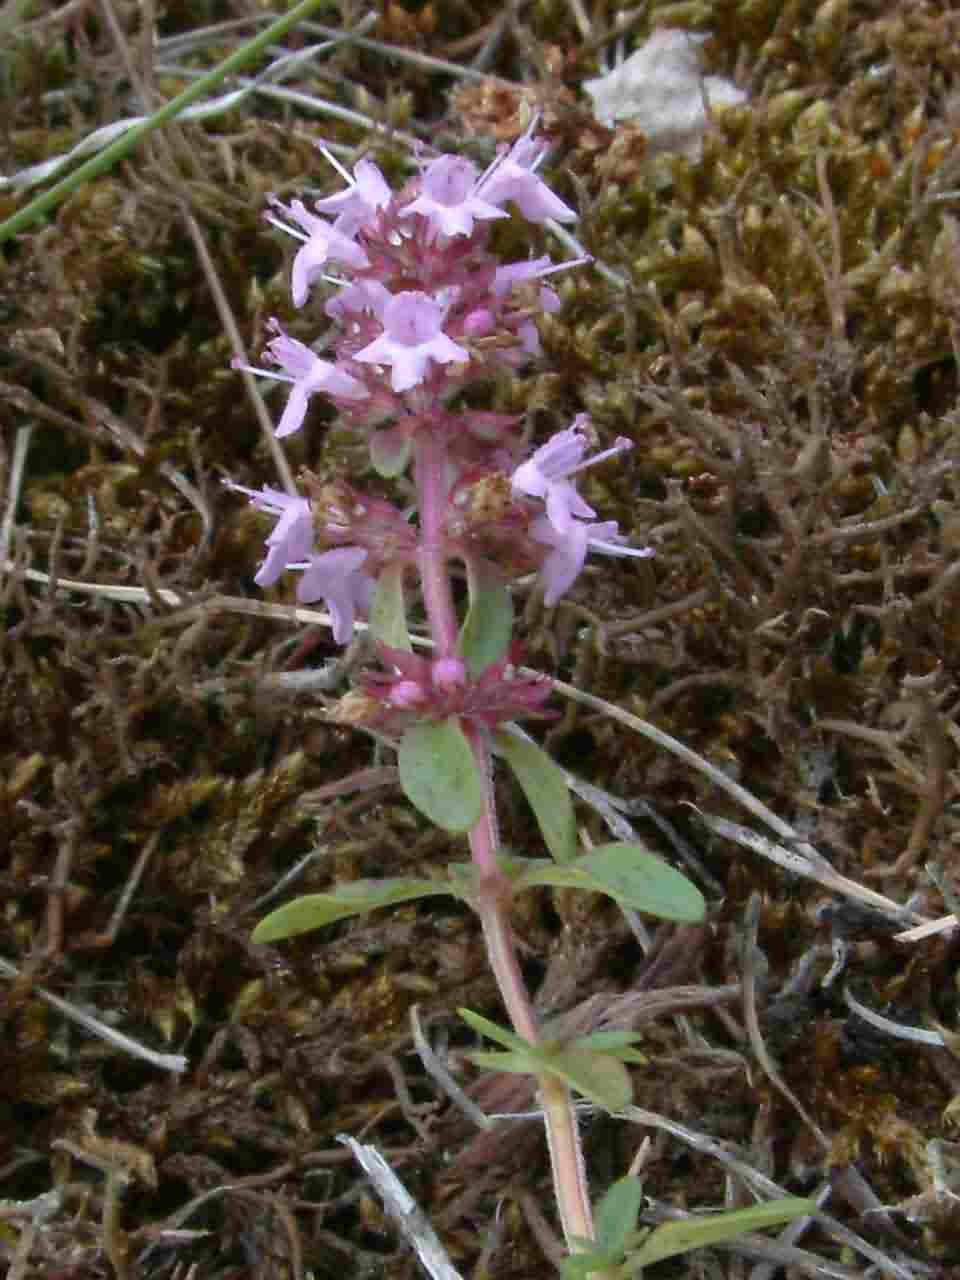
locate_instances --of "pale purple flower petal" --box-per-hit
[294,546,375,644]
[312,154,392,236]
[227,484,315,587]
[233,323,369,439]
[290,229,369,309]
[511,419,597,533]
[265,197,370,306]
[512,417,635,532]
[494,254,589,310]
[354,291,470,393]
[475,126,577,224]
[400,155,508,239]
[530,514,589,605]
[324,278,392,324]
[531,515,653,606]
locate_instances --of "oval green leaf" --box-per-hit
[516,843,705,922]
[369,563,412,651]
[369,426,411,478]
[458,559,513,677]
[541,1047,633,1111]
[595,1176,645,1253]
[252,877,450,943]
[572,1030,645,1053]
[495,730,577,864]
[398,718,483,833]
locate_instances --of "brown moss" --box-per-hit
[2,0,960,1275]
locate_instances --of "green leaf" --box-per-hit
[467,1048,542,1075]
[252,878,453,943]
[542,1047,633,1111]
[517,844,705,922]
[369,426,411,478]
[461,1009,634,1110]
[630,1198,816,1267]
[495,730,577,864]
[458,559,514,676]
[595,1176,645,1254]
[398,719,483,833]
[464,1040,632,1111]
[459,1008,528,1052]
[581,845,705,921]
[571,1031,645,1053]
[560,1246,623,1279]
[369,563,412,651]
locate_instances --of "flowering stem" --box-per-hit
[463,724,596,1254]
[232,118,630,1268]
[414,432,459,659]
[411,421,596,1252]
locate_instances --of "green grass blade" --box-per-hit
[0,0,333,244]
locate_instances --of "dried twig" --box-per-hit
[0,954,187,1074]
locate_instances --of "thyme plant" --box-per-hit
[232,122,810,1274]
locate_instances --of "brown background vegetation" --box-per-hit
[1,0,960,1276]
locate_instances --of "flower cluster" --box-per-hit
[230,120,652,656]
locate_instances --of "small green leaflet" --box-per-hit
[251,877,454,943]
[369,563,412,651]
[563,1188,815,1275]
[595,1176,645,1256]
[458,559,513,676]
[540,1047,633,1111]
[397,718,483,833]
[459,1007,525,1050]
[494,729,577,863]
[460,1009,634,1111]
[630,1198,816,1266]
[516,843,705,922]
[369,426,411,477]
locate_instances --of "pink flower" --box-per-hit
[312,152,392,237]
[494,254,590,309]
[511,418,648,604]
[233,321,369,438]
[400,154,507,239]
[512,416,633,533]
[354,291,470,392]
[475,123,578,224]
[294,547,376,644]
[531,516,654,606]
[324,278,392,324]
[227,484,315,587]
[265,196,370,307]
